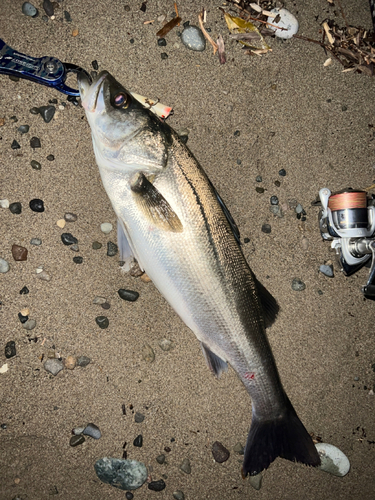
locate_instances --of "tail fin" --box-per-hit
[242,397,320,477]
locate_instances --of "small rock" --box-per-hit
[64,10,72,22]
[92,241,102,250]
[73,256,83,264]
[83,423,101,439]
[20,307,29,316]
[44,358,63,376]
[249,473,262,490]
[255,175,262,182]
[29,198,44,212]
[133,435,143,447]
[180,458,191,474]
[156,454,165,464]
[274,180,281,187]
[9,202,22,214]
[291,278,306,291]
[158,38,167,46]
[315,442,350,477]
[255,187,265,194]
[29,107,40,115]
[77,355,91,367]
[140,273,152,283]
[22,1,38,17]
[212,441,230,463]
[61,233,78,245]
[12,245,28,261]
[173,491,185,500]
[70,434,85,447]
[0,258,10,273]
[72,28,79,37]
[30,238,42,245]
[261,224,271,234]
[319,264,334,278]
[36,270,51,281]
[148,479,166,492]
[158,338,174,351]
[100,222,113,234]
[70,244,79,252]
[22,319,36,330]
[101,302,110,310]
[142,344,155,363]
[94,457,148,490]
[301,237,309,250]
[46,154,54,161]
[20,286,29,294]
[64,355,77,370]
[0,363,9,374]
[0,199,9,208]
[134,412,145,423]
[31,160,41,170]
[30,136,41,148]
[5,341,16,359]
[18,312,29,324]
[270,195,279,205]
[93,296,107,305]
[96,316,109,329]
[181,25,206,51]
[64,212,77,222]
[39,105,55,123]
[18,125,29,134]
[279,168,286,176]
[72,426,85,435]
[233,442,244,454]
[270,205,280,215]
[92,60,99,70]
[295,203,303,214]
[107,241,118,256]
[56,219,66,229]
[118,289,139,302]
[160,52,168,60]
[42,0,54,17]
[126,493,134,500]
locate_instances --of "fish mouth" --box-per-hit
[78,70,108,112]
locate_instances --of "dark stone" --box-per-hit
[42,0,54,16]
[9,202,22,214]
[18,312,28,324]
[11,139,20,149]
[70,434,85,447]
[255,187,264,194]
[77,355,91,367]
[67,96,79,106]
[270,195,279,205]
[10,115,18,122]
[183,20,190,28]
[237,159,242,165]
[30,136,41,148]
[244,237,250,243]
[101,302,110,309]
[5,341,16,358]
[29,198,44,212]
[126,493,134,500]
[47,154,55,161]
[9,75,20,82]
[73,256,83,264]
[92,241,102,250]
[18,125,29,134]
[96,316,109,329]
[291,278,306,291]
[140,1,146,12]
[64,10,72,22]
[133,435,143,447]
[92,60,99,70]
[342,105,347,111]
[107,241,118,256]
[234,130,240,137]
[158,38,167,46]
[130,38,135,44]
[212,441,230,463]
[49,98,58,104]
[261,224,271,234]
[274,180,281,187]
[179,135,188,144]
[118,289,139,302]
[12,245,28,261]
[61,233,78,245]
[156,454,165,464]
[134,412,145,423]
[279,168,286,176]
[164,446,171,453]
[29,107,40,115]
[148,479,166,492]
[256,175,262,182]
[124,5,130,11]
[31,160,41,170]
[161,52,168,60]
[20,286,29,294]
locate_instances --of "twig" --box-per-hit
[336,0,350,29]
[174,2,180,26]
[198,9,218,54]
[293,34,345,66]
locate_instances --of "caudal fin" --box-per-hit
[242,397,320,477]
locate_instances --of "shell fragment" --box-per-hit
[267,8,299,39]
[315,442,350,477]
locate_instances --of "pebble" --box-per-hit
[274,180,281,187]
[134,412,145,423]
[140,273,152,283]
[315,443,350,476]
[94,457,148,490]
[301,237,309,250]
[118,289,139,302]
[72,426,85,435]
[30,238,42,245]
[279,168,286,176]
[56,219,66,229]
[0,199,9,208]
[70,435,85,447]
[291,278,306,291]
[270,205,280,216]
[46,154,54,161]
[295,203,303,214]
[20,307,29,316]
[267,8,299,39]
[148,480,166,492]
[92,241,102,250]
[18,125,29,134]
[126,493,134,500]
[77,355,91,367]
[72,28,79,37]
[133,435,143,447]
[93,296,107,305]
[64,212,77,222]
[173,491,185,500]
[9,202,22,214]
[142,344,155,363]
[42,0,54,16]
[61,233,78,245]
[83,423,101,439]
[30,107,40,115]
[261,224,271,234]
[161,52,168,60]
[0,363,9,374]
[31,160,41,170]
[0,258,10,273]
[180,458,191,474]
[22,319,36,330]
[256,175,262,182]
[158,38,167,46]
[5,341,16,359]
[96,316,109,329]
[44,358,63,376]
[12,245,28,261]
[101,302,110,310]
[233,442,244,454]
[159,338,174,351]
[92,60,99,70]
[64,355,77,370]
[11,139,20,149]
[249,473,262,490]
[73,256,83,264]
[20,286,29,294]
[270,195,279,205]
[255,187,265,194]
[18,312,29,324]
[211,441,230,463]
[29,198,44,212]
[30,137,41,148]
[70,244,79,252]
[100,222,113,234]
[156,454,166,464]
[39,105,55,123]
[319,264,334,278]
[22,2,39,17]
[181,25,206,51]
[64,10,72,22]
[36,270,51,281]
[107,241,118,256]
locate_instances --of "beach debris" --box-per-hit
[266,8,299,39]
[315,443,350,477]
[224,12,271,53]
[217,34,226,64]
[156,16,181,37]
[198,9,218,55]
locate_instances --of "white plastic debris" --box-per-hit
[267,8,299,39]
[315,442,350,477]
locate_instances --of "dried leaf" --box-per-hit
[224,12,271,51]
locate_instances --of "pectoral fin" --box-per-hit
[131,173,183,232]
[200,342,228,378]
[254,275,280,328]
[117,219,139,272]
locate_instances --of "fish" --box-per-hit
[78,70,320,477]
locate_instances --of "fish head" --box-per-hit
[78,71,171,174]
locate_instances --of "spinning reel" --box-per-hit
[318,187,375,297]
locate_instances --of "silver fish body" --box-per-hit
[78,71,320,476]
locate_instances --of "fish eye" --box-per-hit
[114,92,129,108]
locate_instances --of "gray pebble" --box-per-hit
[22,2,38,17]
[39,105,55,123]
[30,238,42,245]
[270,205,280,215]
[107,241,118,256]
[261,224,271,234]
[92,241,102,250]
[319,264,334,278]
[5,341,16,358]
[126,493,134,500]
[249,473,262,490]
[181,25,206,51]
[211,441,230,463]
[83,423,101,439]
[61,233,78,245]
[9,202,22,214]
[22,319,36,330]
[94,457,148,490]
[173,491,185,500]
[72,426,85,435]
[70,434,85,447]
[134,412,145,423]
[295,203,303,214]
[64,10,72,22]
[70,244,79,252]
[156,454,166,464]
[270,195,279,205]
[256,175,262,182]
[291,278,306,291]
[18,125,29,134]
[0,258,10,273]
[42,0,54,16]
[64,212,78,222]
[44,358,63,376]
[77,355,91,367]
[36,270,51,281]
[179,458,191,474]
[31,160,41,170]
[93,296,107,305]
[233,442,244,454]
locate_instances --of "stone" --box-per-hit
[30,238,42,245]
[20,286,29,294]
[93,296,107,305]
[315,443,350,477]
[118,289,139,302]
[18,125,29,134]
[173,491,185,500]
[70,244,79,252]
[92,60,99,70]
[83,423,101,439]
[279,168,286,176]
[92,241,102,250]
[64,10,72,22]
[261,224,271,234]
[158,38,167,46]
[156,454,165,464]
[0,258,10,273]
[180,458,191,474]
[249,473,262,490]
[39,105,55,123]
[64,355,77,370]
[30,136,41,148]
[96,316,109,329]
[126,493,134,500]
[36,270,51,281]
[18,312,28,324]
[73,256,83,264]
[77,355,91,367]
[44,358,63,376]
[291,278,306,291]
[133,435,143,447]
[61,233,78,245]
[72,426,85,435]
[64,212,77,222]
[22,2,38,17]
[70,434,85,447]
[29,199,44,212]
[255,187,265,193]
[148,480,166,492]
[270,195,279,205]
[12,245,28,261]
[295,203,303,214]
[107,241,118,256]
[22,319,36,330]
[94,457,148,490]
[256,175,262,182]
[158,338,174,351]
[5,341,16,358]
[100,222,113,234]
[101,302,110,310]
[31,160,41,170]
[134,412,145,423]
[319,264,334,278]
[29,107,40,115]
[161,52,168,60]
[142,344,155,363]
[0,199,9,208]
[181,26,206,51]
[9,202,22,214]
[211,441,230,463]
[267,8,299,39]
[56,219,66,229]
[233,442,244,454]
[46,154,54,161]
[42,0,54,16]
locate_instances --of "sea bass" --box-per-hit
[78,71,320,476]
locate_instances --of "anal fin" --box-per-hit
[200,342,228,378]
[254,275,280,328]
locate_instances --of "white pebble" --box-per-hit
[0,199,9,208]
[0,258,10,273]
[0,363,9,374]
[315,442,350,477]
[100,222,113,234]
[267,8,299,39]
